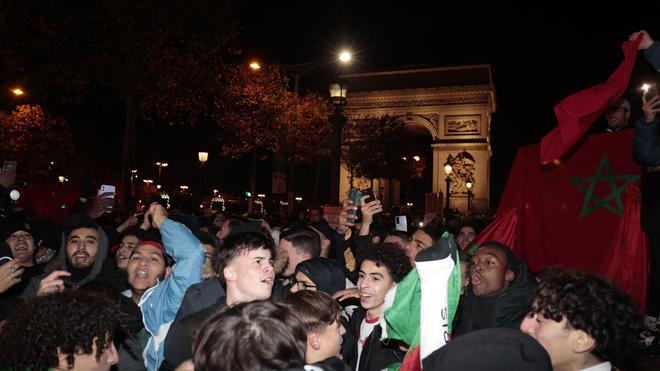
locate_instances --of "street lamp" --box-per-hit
[444,163,453,212]
[11,88,25,96]
[198,152,209,198]
[329,81,348,204]
[339,51,352,63]
[155,162,168,184]
[198,152,208,166]
[466,181,473,212]
[249,61,261,71]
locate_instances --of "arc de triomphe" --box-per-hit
[340,65,496,214]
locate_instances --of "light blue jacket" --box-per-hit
[140,219,204,370]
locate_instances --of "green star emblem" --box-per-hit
[569,154,639,218]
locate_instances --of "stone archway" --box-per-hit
[339,65,497,214]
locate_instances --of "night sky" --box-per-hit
[4,1,658,209]
[236,1,658,207]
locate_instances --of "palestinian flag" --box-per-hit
[380,233,462,371]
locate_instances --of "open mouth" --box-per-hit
[261,276,274,285]
[135,269,149,278]
[471,273,481,285]
[73,252,89,262]
[358,293,372,302]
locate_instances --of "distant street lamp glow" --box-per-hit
[11,88,25,96]
[444,164,453,175]
[198,152,209,166]
[249,61,261,71]
[295,196,303,201]
[413,156,421,162]
[339,51,352,63]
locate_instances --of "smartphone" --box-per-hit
[98,185,116,198]
[646,84,659,102]
[395,215,408,232]
[362,188,376,204]
[347,189,362,223]
[2,161,17,174]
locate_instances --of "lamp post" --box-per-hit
[198,152,208,199]
[466,181,473,212]
[155,162,168,185]
[444,164,453,213]
[329,82,348,204]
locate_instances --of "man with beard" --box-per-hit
[161,231,276,370]
[20,212,121,298]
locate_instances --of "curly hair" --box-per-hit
[357,242,413,283]
[0,290,120,370]
[531,268,642,364]
[193,300,306,371]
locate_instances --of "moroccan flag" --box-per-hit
[498,130,647,305]
[540,36,641,164]
[380,233,461,371]
[473,208,519,251]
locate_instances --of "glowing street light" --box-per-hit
[198,152,209,166]
[413,156,421,162]
[338,51,352,63]
[11,88,25,96]
[249,61,261,71]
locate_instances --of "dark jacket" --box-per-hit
[160,296,227,371]
[453,257,536,336]
[645,41,660,71]
[634,116,660,166]
[342,308,405,371]
[171,277,225,324]
[311,357,351,371]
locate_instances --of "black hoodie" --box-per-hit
[453,246,536,336]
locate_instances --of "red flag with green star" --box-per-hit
[497,129,647,306]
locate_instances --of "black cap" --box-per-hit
[423,328,552,371]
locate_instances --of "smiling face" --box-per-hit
[469,246,514,297]
[66,228,99,269]
[224,247,275,302]
[115,235,139,271]
[127,244,168,292]
[357,260,395,319]
[5,230,35,265]
[520,312,586,369]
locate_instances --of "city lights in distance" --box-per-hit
[249,61,261,70]
[11,88,25,96]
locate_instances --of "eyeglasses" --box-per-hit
[291,276,316,291]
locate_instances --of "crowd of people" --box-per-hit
[0,30,658,371]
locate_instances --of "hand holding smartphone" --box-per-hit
[347,189,362,223]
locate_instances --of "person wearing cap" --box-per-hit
[453,241,536,336]
[604,98,632,132]
[0,219,44,318]
[423,328,552,370]
[520,268,642,371]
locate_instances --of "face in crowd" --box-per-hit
[469,246,514,297]
[456,226,477,250]
[279,239,309,278]
[357,259,396,318]
[66,228,99,269]
[115,234,139,271]
[225,247,275,301]
[127,243,170,293]
[308,208,323,223]
[605,105,630,131]
[5,230,35,265]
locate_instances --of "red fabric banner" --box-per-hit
[497,130,648,305]
[540,37,640,164]
[14,184,79,224]
[474,208,519,249]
